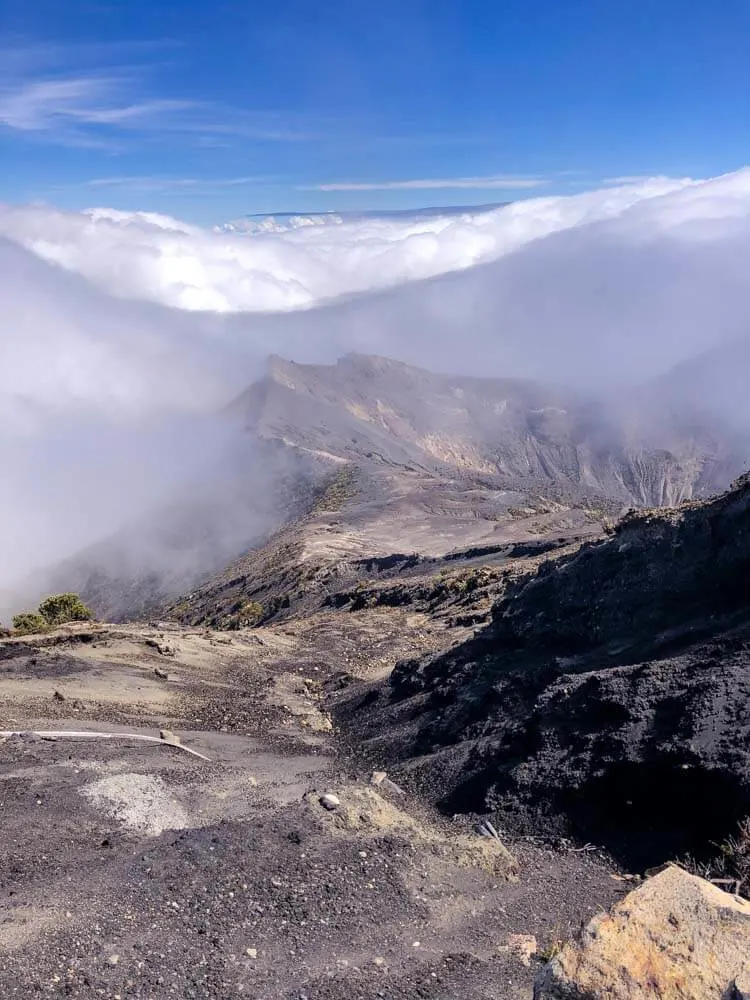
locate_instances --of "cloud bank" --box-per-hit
[3,169,750,601]
[0,175,688,312]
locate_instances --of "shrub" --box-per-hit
[12,612,49,635]
[38,593,93,627]
[717,817,750,896]
[683,816,750,899]
[235,599,263,626]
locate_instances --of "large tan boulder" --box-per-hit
[535,865,750,999]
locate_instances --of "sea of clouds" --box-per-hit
[3,169,750,593]
[0,175,689,312]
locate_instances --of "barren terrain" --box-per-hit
[4,354,749,998]
[1,613,622,999]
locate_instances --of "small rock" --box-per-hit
[53,690,65,702]
[319,793,340,811]
[159,729,180,745]
[372,773,406,797]
[107,954,120,966]
[154,666,169,680]
[504,933,537,967]
[373,957,386,966]
[245,948,257,959]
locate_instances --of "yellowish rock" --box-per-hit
[535,865,750,1000]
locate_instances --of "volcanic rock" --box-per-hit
[377,474,750,866]
[535,865,750,1000]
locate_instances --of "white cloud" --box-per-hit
[0,75,198,133]
[0,43,319,147]
[309,175,548,191]
[84,175,265,192]
[602,174,673,185]
[0,174,690,313]
[3,169,750,588]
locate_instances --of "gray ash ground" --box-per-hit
[1,747,619,1000]
[1,619,621,1000]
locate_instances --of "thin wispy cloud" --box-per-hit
[306,175,548,192]
[85,175,266,192]
[603,175,671,185]
[0,76,198,132]
[0,40,319,149]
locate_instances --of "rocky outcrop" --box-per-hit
[535,866,750,1000]
[493,470,750,653]
[379,475,750,867]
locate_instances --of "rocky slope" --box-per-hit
[341,473,750,871]
[11,351,743,626]
[159,352,744,629]
[235,353,739,507]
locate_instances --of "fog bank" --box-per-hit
[3,170,750,605]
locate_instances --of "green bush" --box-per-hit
[12,612,49,635]
[38,593,93,627]
[235,599,263,626]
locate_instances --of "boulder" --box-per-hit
[535,865,750,1000]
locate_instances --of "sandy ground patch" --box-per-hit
[81,772,189,835]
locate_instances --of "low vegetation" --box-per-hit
[311,465,359,513]
[685,817,750,898]
[10,612,49,636]
[10,593,93,635]
[216,598,265,630]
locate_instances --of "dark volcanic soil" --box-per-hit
[340,475,750,878]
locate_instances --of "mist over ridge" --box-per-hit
[3,169,750,604]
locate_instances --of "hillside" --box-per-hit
[342,473,750,871]
[235,352,738,507]
[9,351,744,631]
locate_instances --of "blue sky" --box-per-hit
[2,0,750,223]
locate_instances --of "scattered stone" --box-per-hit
[370,770,406,798]
[535,865,750,999]
[146,638,175,657]
[484,819,500,840]
[245,948,257,959]
[53,690,65,702]
[107,955,120,966]
[372,957,386,966]
[319,793,340,811]
[501,933,537,967]
[153,666,169,680]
